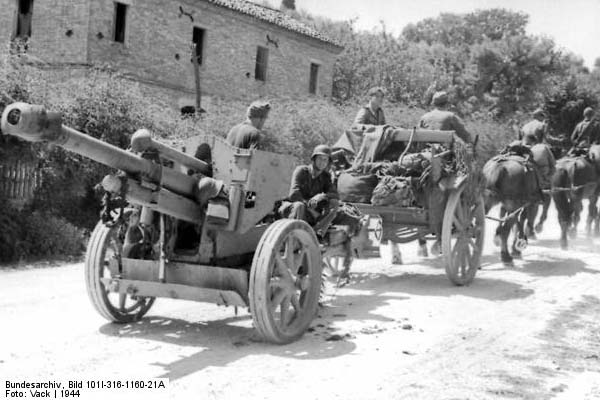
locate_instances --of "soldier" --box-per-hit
[226,100,271,149]
[279,145,339,224]
[520,108,548,146]
[351,86,386,132]
[419,91,472,144]
[571,107,600,149]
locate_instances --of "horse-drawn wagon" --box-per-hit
[1,102,359,344]
[340,128,485,285]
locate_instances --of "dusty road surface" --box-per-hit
[1,205,600,400]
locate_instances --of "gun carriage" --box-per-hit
[347,128,485,285]
[1,102,353,344]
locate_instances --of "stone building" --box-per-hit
[0,0,343,110]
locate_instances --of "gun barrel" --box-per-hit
[1,103,197,198]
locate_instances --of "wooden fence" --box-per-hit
[0,160,40,207]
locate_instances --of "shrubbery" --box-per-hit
[0,195,86,263]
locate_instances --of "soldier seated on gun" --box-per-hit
[279,145,339,225]
[226,100,271,150]
[570,107,600,153]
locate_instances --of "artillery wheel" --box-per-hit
[249,219,321,344]
[442,185,485,286]
[85,221,155,323]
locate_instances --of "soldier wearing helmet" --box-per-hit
[226,100,271,149]
[351,86,387,132]
[570,107,600,149]
[520,108,548,146]
[419,91,472,144]
[279,145,339,223]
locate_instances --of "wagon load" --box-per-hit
[337,145,435,208]
[333,125,485,286]
[337,165,379,203]
[370,175,415,206]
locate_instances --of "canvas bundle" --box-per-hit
[370,175,416,207]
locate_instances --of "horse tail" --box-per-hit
[482,160,506,213]
[551,165,572,225]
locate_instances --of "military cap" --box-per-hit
[584,107,594,118]
[532,108,545,118]
[367,86,386,97]
[246,100,271,119]
[311,144,332,160]
[432,91,449,106]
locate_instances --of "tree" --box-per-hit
[543,79,598,141]
[402,9,528,46]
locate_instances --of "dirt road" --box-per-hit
[1,205,600,400]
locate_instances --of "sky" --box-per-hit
[295,0,600,69]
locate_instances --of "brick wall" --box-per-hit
[86,0,340,105]
[0,0,341,108]
[0,0,17,46]
[0,0,90,64]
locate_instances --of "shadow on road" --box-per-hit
[517,255,599,277]
[533,236,600,253]
[99,313,356,381]
[340,270,534,302]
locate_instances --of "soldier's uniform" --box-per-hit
[279,146,339,224]
[352,105,386,131]
[419,109,472,144]
[226,100,270,150]
[521,120,547,146]
[571,109,600,148]
[226,122,261,149]
[419,92,472,144]
[351,86,387,132]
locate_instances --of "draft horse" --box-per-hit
[551,145,600,249]
[483,154,543,264]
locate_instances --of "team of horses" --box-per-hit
[483,141,600,264]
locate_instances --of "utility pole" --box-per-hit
[192,41,201,113]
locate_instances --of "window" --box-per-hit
[309,63,319,94]
[255,46,268,81]
[192,27,205,65]
[16,0,34,38]
[113,2,128,43]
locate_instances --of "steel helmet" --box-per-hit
[311,144,332,160]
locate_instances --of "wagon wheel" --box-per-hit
[85,221,155,323]
[249,219,321,344]
[442,185,485,286]
[371,217,383,242]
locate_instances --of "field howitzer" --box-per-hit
[1,102,324,344]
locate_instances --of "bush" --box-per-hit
[0,199,86,264]
[0,196,24,263]
[19,212,86,258]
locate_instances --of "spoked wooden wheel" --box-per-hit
[442,186,485,286]
[371,217,383,242]
[249,219,321,344]
[85,221,155,323]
